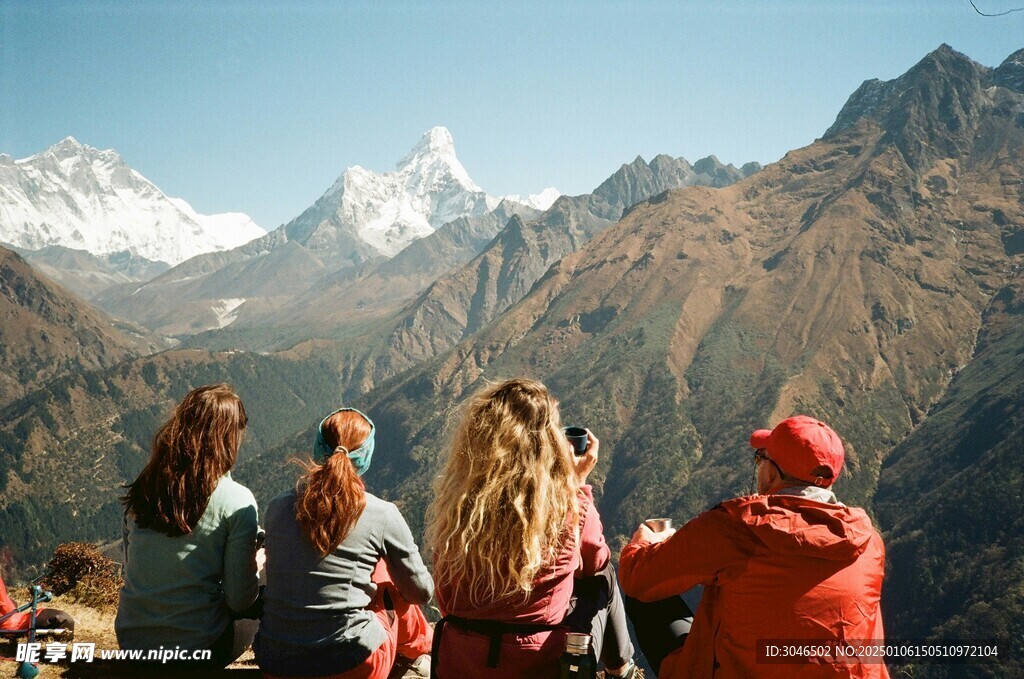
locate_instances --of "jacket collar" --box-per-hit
[771,484,840,505]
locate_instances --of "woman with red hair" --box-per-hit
[256,407,433,679]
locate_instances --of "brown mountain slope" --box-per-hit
[93,232,334,337]
[348,45,1022,541]
[15,245,169,301]
[93,203,541,343]
[384,154,759,370]
[0,246,158,407]
[182,154,756,353]
[195,201,544,350]
[266,154,760,397]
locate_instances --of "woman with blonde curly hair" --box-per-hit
[427,378,637,678]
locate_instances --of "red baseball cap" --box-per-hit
[749,415,844,487]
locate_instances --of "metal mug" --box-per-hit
[644,518,673,532]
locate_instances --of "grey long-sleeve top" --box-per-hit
[255,489,432,675]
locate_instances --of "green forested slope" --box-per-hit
[875,282,1024,679]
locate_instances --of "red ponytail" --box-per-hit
[294,410,370,556]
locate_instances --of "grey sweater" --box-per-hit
[255,489,432,675]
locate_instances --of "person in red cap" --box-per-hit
[619,415,889,678]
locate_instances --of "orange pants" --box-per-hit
[264,560,433,679]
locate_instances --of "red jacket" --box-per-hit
[0,576,32,631]
[620,493,889,678]
[434,485,609,678]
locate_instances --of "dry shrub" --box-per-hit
[68,571,122,611]
[40,543,122,611]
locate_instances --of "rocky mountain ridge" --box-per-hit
[94,149,757,343]
[227,152,763,392]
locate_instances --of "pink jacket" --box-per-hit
[434,485,609,678]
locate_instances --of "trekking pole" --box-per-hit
[16,585,52,679]
[0,593,40,676]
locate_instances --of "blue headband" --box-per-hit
[313,407,375,476]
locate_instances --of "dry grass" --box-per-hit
[0,543,125,677]
[0,596,115,678]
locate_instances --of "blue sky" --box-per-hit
[2,1,1022,229]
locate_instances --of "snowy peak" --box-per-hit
[50,136,87,156]
[289,127,541,258]
[395,126,482,192]
[502,187,561,211]
[398,126,456,168]
[37,137,126,177]
[0,139,265,265]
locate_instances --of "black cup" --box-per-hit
[563,426,589,455]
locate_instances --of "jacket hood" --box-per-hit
[725,494,877,561]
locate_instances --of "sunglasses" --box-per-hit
[753,448,784,475]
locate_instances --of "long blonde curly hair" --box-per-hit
[426,378,580,606]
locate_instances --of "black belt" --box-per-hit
[431,614,562,678]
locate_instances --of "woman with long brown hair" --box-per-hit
[116,383,261,668]
[427,378,637,678]
[255,407,433,679]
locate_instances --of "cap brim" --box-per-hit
[749,429,772,448]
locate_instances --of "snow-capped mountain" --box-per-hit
[283,127,558,258]
[502,187,561,211]
[0,137,265,265]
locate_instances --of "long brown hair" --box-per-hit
[426,378,579,606]
[123,384,247,536]
[294,410,370,556]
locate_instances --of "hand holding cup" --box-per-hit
[644,518,673,532]
[569,428,599,483]
[632,518,676,545]
[563,426,589,455]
